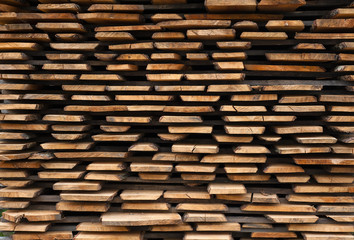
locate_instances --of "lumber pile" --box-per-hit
[0,0,353,239]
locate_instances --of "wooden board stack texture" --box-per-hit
[0,0,353,239]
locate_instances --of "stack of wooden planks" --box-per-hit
[0,0,353,239]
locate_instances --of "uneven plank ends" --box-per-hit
[0,0,352,239]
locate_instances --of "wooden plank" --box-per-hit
[241,204,317,212]
[0,187,42,198]
[312,19,354,32]
[287,194,354,203]
[183,213,227,223]
[251,232,297,238]
[36,22,85,32]
[12,232,72,240]
[196,222,240,231]
[202,154,266,163]
[288,224,354,233]
[295,33,354,39]
[74,232,142,240]
[37,3,80,12]
[184,233,232,240]
[266,20,304,31]
[266,53,336,62]
[176,203,228,212]
[158,20,231,29]
[60,190,117,202]
[245,64,325,72]
[258,0,306,11]
[56,201,109,212]
[241,32,288,40]
[187,29,235,40]
[303,233,354,240]
[208,183,246,194]
[77,13,142,23]
[266,214,318,223]
[3,210,61,222]
[101,212,182,226]
[205,0,257,12]
[76,222,129,232]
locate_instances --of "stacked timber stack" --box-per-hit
[0,0,353,239]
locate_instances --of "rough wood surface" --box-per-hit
[0,0,353,239]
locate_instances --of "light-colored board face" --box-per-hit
[233,20,258,30]
[38,171,86,179]
[85,172,127,181]
[224,164,257,173]
[12,232,73,240]
[152,32,185,40]
[37,3,81,13]
[258,0,306,11]
[122,202,170,211]
[276,174,311,183]
[233,145,270,154]
[12,223,50,232]
[196,222,240,231]
[95,32,135,41]
[175,163,217,173]
[205,0,257,12]
[157,133,188,141]
[187,29,235,40]
[86,162,125,171]
[312,19,354,32]
[202,154,266,163]
[0,201,30,209]
[36,22,86,32]
[53,181,102,191]
[76,222,129,232]
[293,184,352,193]
[88,4,143,12]
[130,162,172,172]
[252,193,280,204]
[120,190,163,201]
[172,144,219,154]
[251,232,297,238]
[138,172,170,180]
[77,13,143,24]
[151,223,192,232]
[241,203,317,213]
[50,43,100,51]
[41,161,79,169]
[101,212,182,226]
[92,134,142,142]
[74,232,142,240]
[183,213,227,223]
[185,232,232,240]
[266,20,304,31]
[3,210,61,222]
[245,64,325,72]
[296,33,354,40]
[208,183,247,194]
[164,191,210,200]
[56,201,110,212]
[288,223,354,233]
[266,53,336,62]
[227,174,271,181]
[0,187,42,198]
[266,214,318,223]
[241,32,288,40]
[60,190,118,202]
[157,20,231,29]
